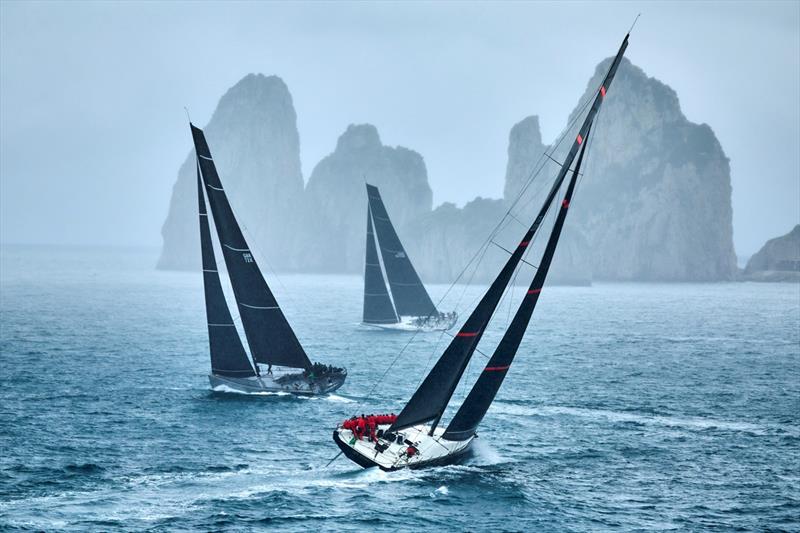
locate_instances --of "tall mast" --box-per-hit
[388,32,630,435]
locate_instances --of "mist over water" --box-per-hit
[1,246,798,531]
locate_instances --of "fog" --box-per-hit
[1,1,798,257]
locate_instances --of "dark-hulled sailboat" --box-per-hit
[362,184,457,331]
[334,32,630,469]
[192,124,346,394]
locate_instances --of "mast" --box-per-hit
[363,205,400,324]
[366,184,438,318]
[387,32,630,435]
[196,165,256,378]
[191,124,312,370]
[443,125,592,441]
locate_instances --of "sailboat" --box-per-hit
[334,32,630,469]
[192,124,347,395]
[362,184,457,331]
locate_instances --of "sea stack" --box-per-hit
[158,74,305,271]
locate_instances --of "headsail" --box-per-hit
[388,32,630,434]
[443,125,592,441]
[197,166,256,378]
[363,205,400,324]
[366,184,438,318]
[191,124,312,370]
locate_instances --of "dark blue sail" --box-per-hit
[366,184,438,318]
[363,206,399,324]
[388,33,629,434]
[191,124,312,370]
[443,125,592,441]
[197,166,256,378]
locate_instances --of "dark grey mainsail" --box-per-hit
[366,184,438,318]
[197,166,256,378]
[443,126,592,441]
[363,206,400,324]
[388,32,629,435]
[191,124,312,370]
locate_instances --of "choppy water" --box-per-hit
[1,245,798,531]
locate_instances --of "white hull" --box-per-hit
[209,369,345,395]
[333,423,474,471]
[362,314,458,332]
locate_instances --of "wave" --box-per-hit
[489,403,796,436]
[210,385,291,396]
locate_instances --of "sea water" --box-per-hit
[1,245,798,531]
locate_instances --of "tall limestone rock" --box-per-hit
[299,124,432,273]
[158,74,304,270]
[505,58,737,281]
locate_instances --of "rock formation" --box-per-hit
[505,58,737,281]
[158,74,305,271]
[158,59,740,284]
[743,225,800,282]
[298,124,432,273]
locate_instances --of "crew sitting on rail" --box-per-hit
[341,413,399,442]
[304,362,345,380]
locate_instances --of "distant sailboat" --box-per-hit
[362,184,457,331]
[334,32,630,469]
[192,124,346,394]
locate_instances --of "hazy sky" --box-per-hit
[1,1,798,256]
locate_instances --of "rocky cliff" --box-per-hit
[298,124,432,273]
[158,74,305,271]
[505,58,737,281]
[743,225,800,282]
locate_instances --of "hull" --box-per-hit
[333,423,474,471]
[209,369,346,395]
[362,313,458,333]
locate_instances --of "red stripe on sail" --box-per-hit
[484,365,510,372]
[562,199,570,208]
[527,288,541,295]
[600,85,606,98]
[577,134,583,145]
[519,240,530,247]
[457,331,479,337]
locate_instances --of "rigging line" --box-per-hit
[544,153,585,176]
[421,75,599,317]
[356,67,607,415]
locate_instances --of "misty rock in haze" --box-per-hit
[742,225,800,282]
[507,58,737,281]
[298,124,432,272]
[158,74,304,270]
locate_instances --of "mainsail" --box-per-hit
[191,124,312,370]
[366,184,438,318]
[196,166,256,378]
[363,205,400,324]
[443,126,591,441]
[388,33,629,434]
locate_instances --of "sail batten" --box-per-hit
[366,184,438,318]
[196,165,256,378]
[387,33,629,435]
[191,124,312,370]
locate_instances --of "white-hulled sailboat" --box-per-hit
[192,124,346,395]
[334,31,630,469]
[362,184,457,331]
